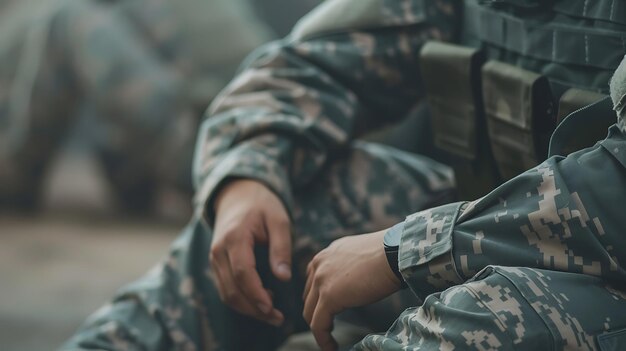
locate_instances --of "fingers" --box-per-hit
[265,212,292,281]
[210,250,258,317]
[211,239,284,325]
[303,259,317,322]
[303,264,314,300]
[228,243,286,325]
[228,241,273,313]
[302,264,338,351]
[302,283,319,324]
[211,179,293,326]
[311,306,338,351]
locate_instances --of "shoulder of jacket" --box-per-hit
[290,0,429,41]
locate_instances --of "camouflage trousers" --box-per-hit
[356,266,626,350]
[62,141,626,351]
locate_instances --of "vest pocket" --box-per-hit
[598,328,626,351]
[481,60,555,180]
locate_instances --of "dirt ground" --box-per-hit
[0,152,181,351]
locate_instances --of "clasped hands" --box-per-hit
[211,180,402,351]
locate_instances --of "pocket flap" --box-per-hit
[598,328,626,351]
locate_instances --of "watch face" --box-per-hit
[383,222,403,248]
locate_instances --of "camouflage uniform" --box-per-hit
[0,0,272,208]
[63,0,626,350]
[357,111,626,349]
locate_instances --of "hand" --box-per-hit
[303,230,402,351]
[210,179,292,326]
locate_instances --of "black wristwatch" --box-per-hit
[383,222,408,289]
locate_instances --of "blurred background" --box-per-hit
[0,0,318,349]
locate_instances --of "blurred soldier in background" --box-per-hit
[0,0,317,213]
[62,0,626,350]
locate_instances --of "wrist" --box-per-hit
[213,179,264,212]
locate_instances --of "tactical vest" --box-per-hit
[421,0,626,200]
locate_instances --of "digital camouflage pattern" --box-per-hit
[398,129,626,295]
[0,0,272,207]
[358,266,626,350]
[63,0,626,350]
[356,118,626,349]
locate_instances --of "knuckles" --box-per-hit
[232,266,248,281]
[209,243,223,262]
[267,213,290,228]
[308,253,332,285]
[313,272,325,286]
[209,251,218,266]
[218,228,239,244]
[210,227,241,255]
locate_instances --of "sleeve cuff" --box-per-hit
[398,201,466,299]
[193,146,294,226]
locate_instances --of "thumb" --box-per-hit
[265,211,292,281]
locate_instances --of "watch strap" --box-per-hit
[384,222,408,289]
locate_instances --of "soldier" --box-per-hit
[62,0,626,350]
[0,0,273,211]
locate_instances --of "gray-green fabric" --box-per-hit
[358,266,626,350]
[461,0,626,94]
[366,103,626,349]
[0,0,272,205]
[63,0,626,350]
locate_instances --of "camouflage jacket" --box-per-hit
[194,0,626,303]
[194,0,461,221]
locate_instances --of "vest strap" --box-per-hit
[465,0,626,70]
[553,0,626,27]
[557,88,607,124]
[550,97,615,157]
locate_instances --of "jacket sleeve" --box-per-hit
[398,124,626,299]
[192,0,462,222]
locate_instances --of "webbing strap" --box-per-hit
[487,0,626,25]
[553,0,626,26]
[464,0,626,70]
[479,0,549,8]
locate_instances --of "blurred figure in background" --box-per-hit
[0,0,316,215]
